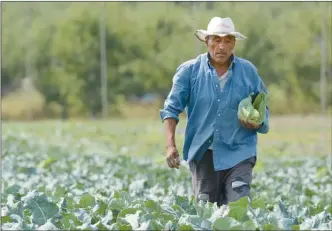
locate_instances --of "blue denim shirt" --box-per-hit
[160,52,269,171]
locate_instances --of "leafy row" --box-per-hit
[1,132,331,230]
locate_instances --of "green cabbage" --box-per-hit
[237,92,268,125]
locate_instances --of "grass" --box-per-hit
[3,115,331,163]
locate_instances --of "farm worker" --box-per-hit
[160,17,269,206]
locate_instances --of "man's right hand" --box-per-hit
[166,146,181,169]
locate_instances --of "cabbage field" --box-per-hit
[1,118,332,230]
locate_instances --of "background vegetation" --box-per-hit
[2,2,332,120]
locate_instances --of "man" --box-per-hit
[159,17,270,206]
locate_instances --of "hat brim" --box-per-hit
[194,29,247,42]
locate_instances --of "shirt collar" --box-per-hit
[206,52,236,71]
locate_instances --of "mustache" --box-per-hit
[216,51,227,55]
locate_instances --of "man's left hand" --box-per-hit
[239,119,262,130]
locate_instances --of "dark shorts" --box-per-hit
[189,150,256,206]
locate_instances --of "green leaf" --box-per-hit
[150,220,164,230]
[140,213,155,224]
[278,218,297,230]
[193,199,218,220]
[38,157,57,168]
[90,214,100,225]
[108,191,131,213]
[164,220,176,231]
[113,191,132,202]
[1,215,13,223]
[227,206,249,222]
[73,208,92,224]
[291,224,300,230]
[6,184,21,195]
[161,205,178,219]
[92,200,107,216]
[267,212,280,226]
[171,204,186,217]
[97,221,111,231]
[316,166,329,178]
[300,210,330,230]
[304,187,316,197]
[76,222,99,230]
[159,212,177,225]
[251,198,266,209]
[178,214,203,229]
[213,217,233,230]
[228,196,250,208]
[53,186,66,202]
[208,205,230,224]
[111,221,132,230]
[62,212,83,229]
[261,223,280,230]
[178,223,195,231]
[9,201,24,218]
[230,224,245,230]
[144,200,162,214]
[117,208,139,220]
[108,198,124,212]
[201,219,213,230]
[79,192,95,208]
[274,200,289,218]
[243,219,258,230]
[62,196,76,210]
[36,219,59,230]
[23,191,59,225]
[175,195,195,214]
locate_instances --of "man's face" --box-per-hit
[206,35,235,65]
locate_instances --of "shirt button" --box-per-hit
[216,129,218,131]
[218,114,221,116]
[217,99,220,102]
[216,84,218,87]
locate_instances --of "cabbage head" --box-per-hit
[237,92,268,125]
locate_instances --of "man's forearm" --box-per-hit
[164,118,177,148]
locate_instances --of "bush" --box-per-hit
[1,89,45,121]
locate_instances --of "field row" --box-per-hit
[2,126,332,230]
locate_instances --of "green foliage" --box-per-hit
[1,125,332,230]
[238,92,268,124]
[2,2,332,119]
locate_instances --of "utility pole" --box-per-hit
[100,2,108,118]
[25,6,32,80]
[319,2,329,161]
[320,3,327,116]
[25,4,33,120]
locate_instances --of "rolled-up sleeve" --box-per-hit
[159,63,192,124]
[252,66,270,134]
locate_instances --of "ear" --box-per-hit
[205,36,209,46]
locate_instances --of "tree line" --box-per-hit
[2,2,332,119]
